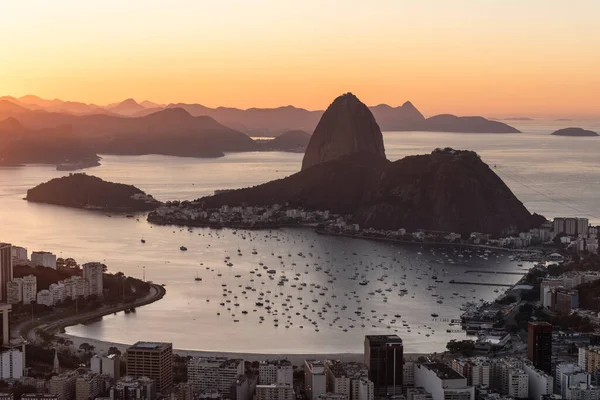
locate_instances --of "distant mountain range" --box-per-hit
[0,95,519,135]
[0,93,521,168]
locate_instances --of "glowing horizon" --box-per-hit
[1,0,599,118]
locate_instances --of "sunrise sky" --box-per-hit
[1,0,599,117]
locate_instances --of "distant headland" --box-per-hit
[26,173,161,212]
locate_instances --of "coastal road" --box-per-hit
[12,283,166,344]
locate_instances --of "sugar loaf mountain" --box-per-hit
[150,93,540,236]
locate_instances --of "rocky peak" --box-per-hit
[301,93,385,171]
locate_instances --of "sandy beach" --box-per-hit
[59,332,427,365]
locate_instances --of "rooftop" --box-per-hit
[422,363,465,380]
[128,341,172,351]
[365,335,403,345]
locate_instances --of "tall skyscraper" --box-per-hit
[125,342,173,393]
[0,303,11,346]
[0,243,13,303]
[364,335,403,397]
[83,262,104,297]
[528,321,552,374]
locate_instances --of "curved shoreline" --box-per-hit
[15,283,166,344]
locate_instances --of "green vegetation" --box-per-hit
[446,339,476,357]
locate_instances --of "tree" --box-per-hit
[108,346,121,356]
[79,343,94,353]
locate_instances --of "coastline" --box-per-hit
[15,283,166,344]
[56,332,427,365]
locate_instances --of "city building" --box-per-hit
[255,384,295,400]
[11,246,27,262]
[110,376,156,400]
[452,358,491,387]
[22,275,37,304]
[324,360,369,400]
[49,283,66,305]
[406,387,433,400]
[125,342,173,393]
[507,369,528,399]
[36,290,53,307]
[0,303,10,346]
[578,346,600,374]
[566,383,600,400]
[49,371,78,400]
[355,377,374,400]
[31,251,57,269]
[364,335,403,397]
[318,394,347,400]
[170,383,192,400]
[540,280,564,309]
[0,345,25,379]
[0,243,13,302]
[523,362,554,400]
[403,361,415,389]
[414,363,474,400]
[555,364,591,399]
[304,360,326,400]
[82,262,104,297]
[233,375,255,400]
[528,322,553,374]
[6,278,23,304]
[258,360,293,386]
[91,353,121,379]
[187,357,244,394]
[0,393,13,400]
[555,289,579,315]
[76,373,101,400]
[21,395,59,400]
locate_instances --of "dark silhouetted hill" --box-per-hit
[26,173,161,211]
[302,93,385,170]
[551,127,598,137]
[258,130,311,152]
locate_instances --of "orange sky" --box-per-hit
[1,1,599,117]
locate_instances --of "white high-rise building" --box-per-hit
[7,278,23,304]
[22,275,37,305]
[556,364,591,398]
[91,353,121,379]
[187,357,244,393]
[256,384,295,400]
[11,246,28,262]
[324,360,369,400]
[356,377,374,400]
[304,360,326,400]
[83,262,104,297]
[507,369,528,399]
[49,283,66,305]
[414,363,474,400]
[259,360,293,385]
[523,362,554,400]
[0,345,25,379]
[31,251,57,269]
[36,290,53,307]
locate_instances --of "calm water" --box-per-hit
[1,121,599,353]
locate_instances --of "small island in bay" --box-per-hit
[26,173,161,211]
[551,127,598,137]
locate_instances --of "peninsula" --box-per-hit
[26,173,161,211]
[149,93,538,236]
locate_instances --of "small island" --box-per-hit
[26,173,162,211]
[551,127,598,137]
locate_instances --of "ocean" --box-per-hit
[1,121,599,353]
